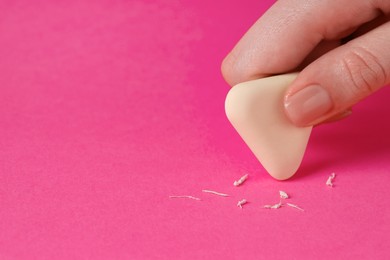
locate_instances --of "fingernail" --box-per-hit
[284,85,333,126]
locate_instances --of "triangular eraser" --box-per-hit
[225,73,312,180]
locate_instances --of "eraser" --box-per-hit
[225,73,312,180]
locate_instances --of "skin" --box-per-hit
[221,0,390,126]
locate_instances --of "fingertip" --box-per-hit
[220,61,232,87]
[221,51,238,87]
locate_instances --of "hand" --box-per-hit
[221,0,390,126]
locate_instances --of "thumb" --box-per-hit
[284,21,390,126]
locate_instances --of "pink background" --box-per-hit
[1,0,390,259]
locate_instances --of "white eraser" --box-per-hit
[225,73,312,180]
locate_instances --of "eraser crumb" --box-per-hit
[264,201,282,209]
[279,190,289,199]
[202,190,230,197]
[326,173,336,187]
[234,174,249,186]
[169,195,201,201]
[237,199,248,209]
[286,203,304,211]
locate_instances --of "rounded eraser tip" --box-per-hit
[225,73,312,180]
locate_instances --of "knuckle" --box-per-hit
[341,46,387,95]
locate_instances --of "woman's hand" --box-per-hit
[222,0,390,126]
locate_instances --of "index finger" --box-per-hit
[221,0,383,86]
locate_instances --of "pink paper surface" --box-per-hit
[1,1,389,259]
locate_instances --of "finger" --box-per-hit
[221,0,384,86]
[304,12,389,69]
[284,21,390,126]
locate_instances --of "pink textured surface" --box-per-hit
[1,0,389,259]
